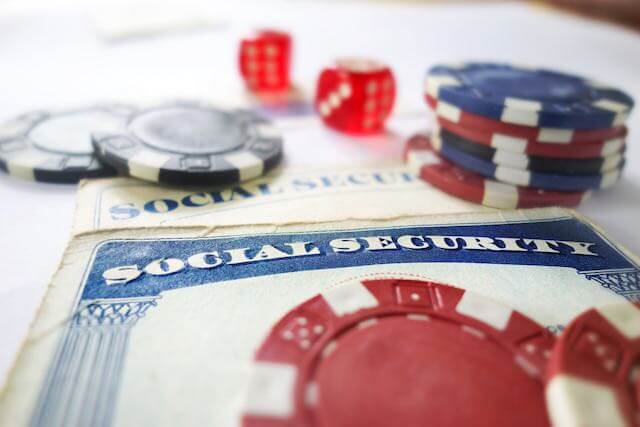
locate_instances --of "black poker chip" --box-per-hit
[0,105,134,184]
[92,101,284,186]
[438,127,625,175]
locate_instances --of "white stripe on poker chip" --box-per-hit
[601,137,624,156]
[501,106,539,127]
[581,191,593,203]
[406,150,440,174]
[225,151,263,182]
[255,123,281,139]
[456,290,512,330]
[6,150,50,180]
[601,153,622,172]
[492,150,529,169]
[546,376,627,427]
[436,100,462,123]
[504,98,543,112]
[128,150,170,182]
[502,98,541,127]
[614,111,630,127]
[243,361,296,417]
[491,134,527,153]
[483,180,518,209]
[495,165,531,186]
[425,75,460,98]
[537,128,573,144]
[593,98,629,113]
[592,99,631,125]
[431,132,443,151]
[597,303,640,339]
[322,282,378,317]
[600,168,621,189]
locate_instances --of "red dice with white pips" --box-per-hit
[238,29,291,94]
[315,58,396,134]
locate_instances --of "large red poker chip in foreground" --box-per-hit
[403,133,591,209]
[242,278,554,427]
[545,302,640,427]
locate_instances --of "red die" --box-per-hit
[315,58,395,134]
[238,29,291,94]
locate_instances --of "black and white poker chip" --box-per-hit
[0,105,133,183]
[92,101,284,185]
[437,126,625,175]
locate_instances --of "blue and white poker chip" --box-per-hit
[92,101,284,185]
[0,105,133,183]
[425,63,634,130]
[431,130,623,191]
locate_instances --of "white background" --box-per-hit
[0,0,639,384]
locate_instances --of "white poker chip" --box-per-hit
[0,105,133,183]
[92,101,284,185]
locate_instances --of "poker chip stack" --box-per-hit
[406,62,634,209]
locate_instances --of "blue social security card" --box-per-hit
[1,208,638,427]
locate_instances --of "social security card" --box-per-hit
[1,208,638,426]
[72,165,491,233]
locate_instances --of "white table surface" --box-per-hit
[1,0,639,385]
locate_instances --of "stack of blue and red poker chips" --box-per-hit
[405,62,634,209]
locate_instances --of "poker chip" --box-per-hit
[428,95,628,145]
[437,116,627,160]
[92,101,283,185]
[425,63,634,129]
[404,133,591,209]
[0,105,133,183]
[431,131,623,191]
[242,278,555,427]
[438,126,625,175]
[545,302,640,427]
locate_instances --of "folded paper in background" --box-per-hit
[73,166,491,233]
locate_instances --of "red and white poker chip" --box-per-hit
[242,278,554,427]
[403,133,591,209]
[426,95,627,152]
[545,302,640,427]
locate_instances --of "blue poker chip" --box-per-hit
[431,129,623,191]
[425,63,634,130]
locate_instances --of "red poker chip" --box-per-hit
[426,95,627,149]
[242,278,554,427]
[403,133,591,209]
[545,302,640,427]
[437,116,627,160]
